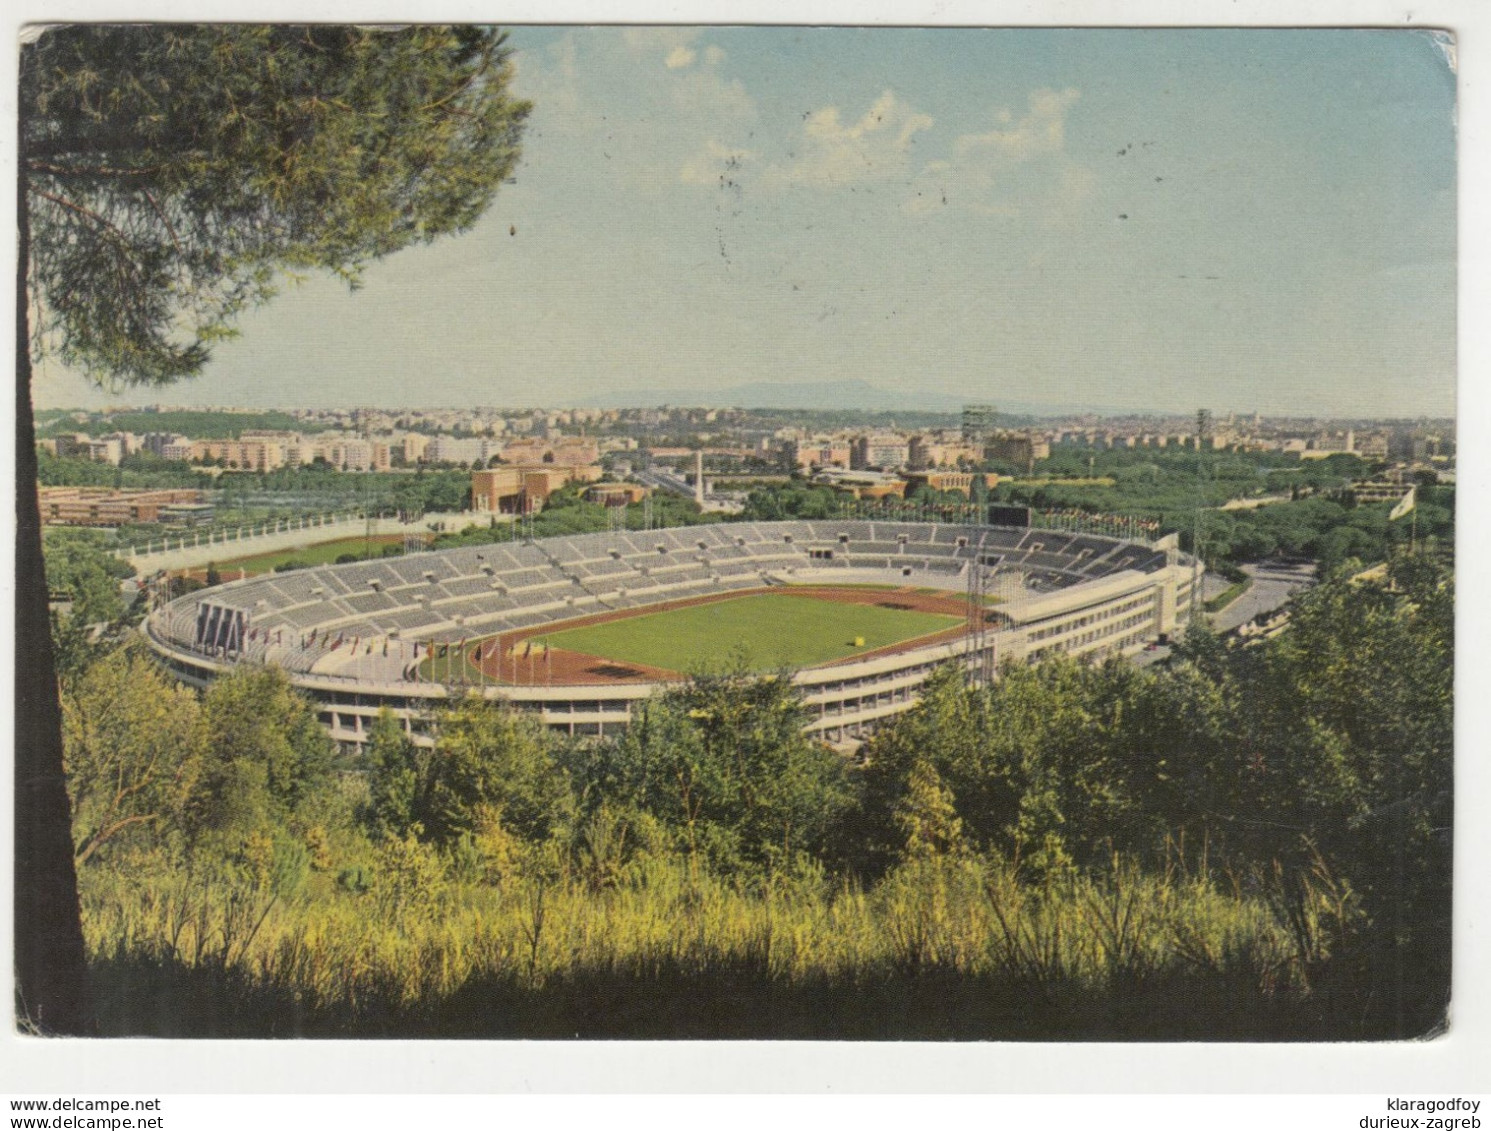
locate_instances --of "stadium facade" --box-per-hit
[144,521,1197,749]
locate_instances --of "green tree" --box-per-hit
[742,483,841,522]
[859,657,1237,877]
[1245,561,1452,980]
[60,644,206,865]
[363,709,422,840]
[602,667,855,874]
[23,26,528,384]
[859,664,1007,872]
[892,757,963,859]
[42,530,135,679]
[419,697,573,850]
[17,24,529,1030]
[192,667,339,853]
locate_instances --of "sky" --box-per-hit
[29,26,1459,418]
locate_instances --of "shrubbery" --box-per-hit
[62,557,1452,1037]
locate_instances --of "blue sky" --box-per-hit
[31,27,1458,417]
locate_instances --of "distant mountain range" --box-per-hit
[582,379,1109,416]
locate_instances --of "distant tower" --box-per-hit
[963,404,996,447]
[694,450,705,506]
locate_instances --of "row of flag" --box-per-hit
[1038,509,1164,536]
[414,638,548,660]
[234,628,551,662]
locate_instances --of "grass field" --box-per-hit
[541,592,961,673]
[210,535,408,575]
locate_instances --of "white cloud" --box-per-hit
[762,90,934,189]
[902,87,1087,217]
[954,87,1080,162]
[680,139,757,186]
[620,28,730,74]
[512,29,755,195]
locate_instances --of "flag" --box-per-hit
[1389,486,1417,521]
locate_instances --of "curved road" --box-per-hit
[1210,560,1317,633]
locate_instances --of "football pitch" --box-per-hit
[540,591,962,673]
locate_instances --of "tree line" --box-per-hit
[58,555,1451,1036]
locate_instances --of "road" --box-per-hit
[635,467,744,514]
[1209,560,1317,633]
[634,467,694,499]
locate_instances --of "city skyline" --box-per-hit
[30,27,1458,419]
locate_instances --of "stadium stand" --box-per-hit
[145,521,1195,751]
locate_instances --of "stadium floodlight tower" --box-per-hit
[362,469,377,563]
[606,493,627,533]
[965,544,996,687]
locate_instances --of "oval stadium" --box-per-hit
[144,520,1199,750]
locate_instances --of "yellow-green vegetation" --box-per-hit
[79,847,1306,1038]
[62,556,1452,1038]
[542,593,960,673]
